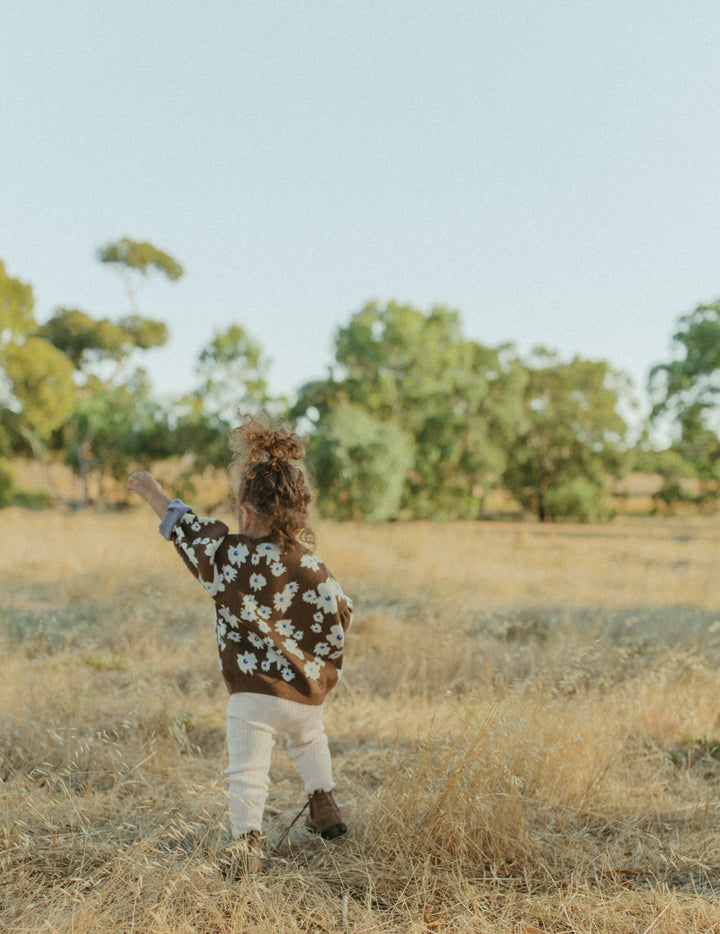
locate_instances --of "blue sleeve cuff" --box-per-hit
[159,499,192,539]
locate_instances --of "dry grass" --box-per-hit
[2,506,720,932]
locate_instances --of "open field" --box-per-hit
[2,507,720,932]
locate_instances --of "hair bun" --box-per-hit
[230,414,306,466]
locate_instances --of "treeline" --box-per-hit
[1,241,719,521]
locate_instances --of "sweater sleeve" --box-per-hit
[164,507,234,596]
[158,499,192,539]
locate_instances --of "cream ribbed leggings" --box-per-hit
[224,692,335,837]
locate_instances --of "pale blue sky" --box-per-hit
[3,1,720,413]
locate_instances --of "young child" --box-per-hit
[127,415,353,871]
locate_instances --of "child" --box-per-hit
[127,415,353,871]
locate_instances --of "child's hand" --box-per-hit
[127,470,163,501]
[127,471,172,519]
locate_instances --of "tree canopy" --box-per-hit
[503,350,631,521]
[3,247,720,519]
[294,302,632,521]
[648,300,720,499]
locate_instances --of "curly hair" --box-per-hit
[229,414,314,551]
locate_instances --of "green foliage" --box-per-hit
[63,372,174,502]
[307,403,415,521]
[1,243,178,496]
[649,301,720,490]
[39,308,169,371]
[174,325,275,476]
[0,260,35,340]
[98,238,183,281]
[502,350,631,521]
[295,301,526,519]
[195,324,271,421]
[542,476,609,523]
[46,240,180,503]
[2,337,76,450]
[118,314,168,351]
[0,459,14,507]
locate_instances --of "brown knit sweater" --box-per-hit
[160,500,353,705]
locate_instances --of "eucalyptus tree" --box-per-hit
[503,349,632,522]
[173,324,276,490]
[0,261,75,463]
[294,300,526,519]
[649,300,720,501]
[42,240,181,503]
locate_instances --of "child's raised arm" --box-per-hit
[127,471,172,519]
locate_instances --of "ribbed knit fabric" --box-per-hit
[225,692,335,836]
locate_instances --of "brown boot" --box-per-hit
[218,829,263,877]
[305,789,347,840]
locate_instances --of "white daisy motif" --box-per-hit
[258,543,282,564]
[257,604,271,620]
[261,660,271,672]
[275,619,294,636]
[237,651,258,675]
[316,579,340,614]
[228,632,242,642]
[219,606,238,628]
[304,659,322,681]
[300,553,321,572]
[273,583,297,611]
[251,553,261,566]
[180,544,199,567]
[227,543,249,566]
[223,565,238,583]
[314,642,331,656]
[248,633,264,647]
[313,612,324,623]
[249,572,267,591]
[270,562,286,577]
[240,594,259,622]
[216,620,227,649]
[203,566,227,597]
[328,623,344,649]
[281,667,295,682]
[311,623,322,634]
[202,538,222,560]
[256,618,271,633]
[303,589,317,605]
[282,638,304,659]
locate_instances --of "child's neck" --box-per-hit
[239,506,272,539]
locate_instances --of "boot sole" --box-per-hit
[308,821,347,840]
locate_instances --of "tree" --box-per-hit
[0,259,35,341]
[306,403,415,521]
[42,240,181,503]
[39,307,167,377]
[503,350,632,522]
[65,371,173,505]
[0,262,76,463]
[173,325,276,484]
[649,300,720,498]
[39,303,172,503]
[98,238,183,317]
[294,301,526,519]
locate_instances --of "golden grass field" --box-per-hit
[1,504,720,933]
